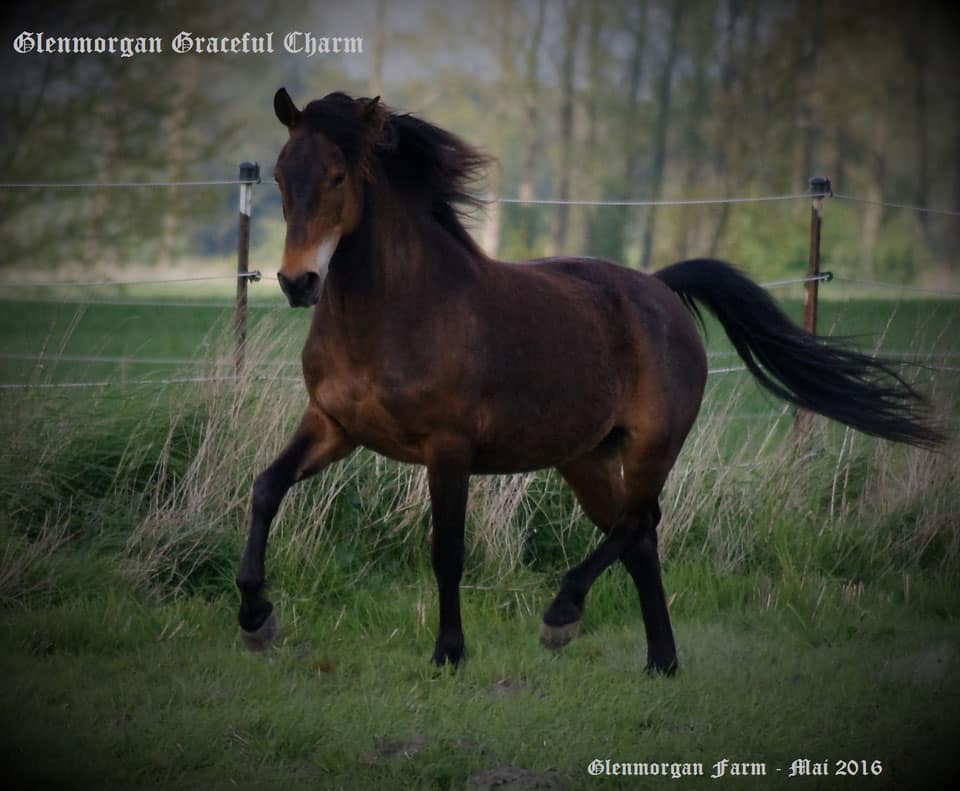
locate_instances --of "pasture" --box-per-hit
[1,288,959,789]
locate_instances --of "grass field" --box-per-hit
[1,284,959,789]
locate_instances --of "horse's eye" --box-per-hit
[331,173,345,187]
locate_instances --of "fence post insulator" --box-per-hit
[809,176,832,198]
[239,161,261,184]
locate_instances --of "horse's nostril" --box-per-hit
[277,271,321,307]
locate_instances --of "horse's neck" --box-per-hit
[326,193,480,312]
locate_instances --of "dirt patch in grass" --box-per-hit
[488,677,537,698]
[888,642,957,684]
[366,734,436,762]
[466,766,565,790]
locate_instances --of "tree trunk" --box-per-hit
[861,113,888,276]
[517,0,547,253]
[576,0,605,253]
[676,0,713,259]
[800,0,824,186]
[83,125,116,268]
[640,0,683,270]
[549,0,583,255]
[481,0,516,257]
[158,57,198,270]
[905,14,930,246]
[707,0,744,256]
[606,0,648,265]
[368,0,387,98]
[953,94,960,262]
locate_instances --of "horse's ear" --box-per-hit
[359,96,388,149]
[354,96,389,178]
[360,96,383,132]
[274,87,301,129]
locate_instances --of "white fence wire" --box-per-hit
[1,177,957,394]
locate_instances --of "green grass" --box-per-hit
[1,291,959,788]
[1,288,956,377]
[2,573,958,790]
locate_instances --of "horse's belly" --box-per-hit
[312,359,621,472]
[470,439,605,474]
[469,397,617,474]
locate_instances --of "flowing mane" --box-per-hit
[301,92,492,253]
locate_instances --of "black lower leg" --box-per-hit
[236,465,290,632]
[428,460,469,667]
[236,434,313,633]
[620,502,677,674]
[544,517,635,629]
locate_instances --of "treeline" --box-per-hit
[451,0,960,277]
[1,0,957,282]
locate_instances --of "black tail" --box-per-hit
[656,258,944,449]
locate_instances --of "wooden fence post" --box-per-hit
[802,176,831,335]
[235,161,260,377]
[795,175,831,438]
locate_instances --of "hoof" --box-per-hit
[539,619,580,651]
[240,609,279,652]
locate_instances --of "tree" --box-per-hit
[480,0,516,255]
[548,0,583,255]
[640,0,684,270]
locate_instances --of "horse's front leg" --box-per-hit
[236,405,353,651]
[426,447,471,666]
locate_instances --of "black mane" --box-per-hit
[302,92,492,253]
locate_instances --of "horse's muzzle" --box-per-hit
[277,271,321,307]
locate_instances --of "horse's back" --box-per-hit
[469,256,707,467]
[516,256,707,398]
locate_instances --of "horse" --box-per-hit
[235,88,943,674]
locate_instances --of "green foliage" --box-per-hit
[3,2,958,282]
[1,581,959,789]
[1,295,957,607]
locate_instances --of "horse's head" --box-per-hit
[272,88,384,307]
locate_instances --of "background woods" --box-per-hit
[0,0,958,284]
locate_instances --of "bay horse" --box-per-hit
[236,88,943,674]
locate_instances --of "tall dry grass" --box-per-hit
[2,308,957,604]
[0,510,71,606]
[119,319,574,594]
[120,314,960,598]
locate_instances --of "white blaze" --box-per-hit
[313,229,341,283]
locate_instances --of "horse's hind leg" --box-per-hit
[542,453,623,649]
[236,405,353,651]
[549,445,677,674]
[619,503,677,675]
